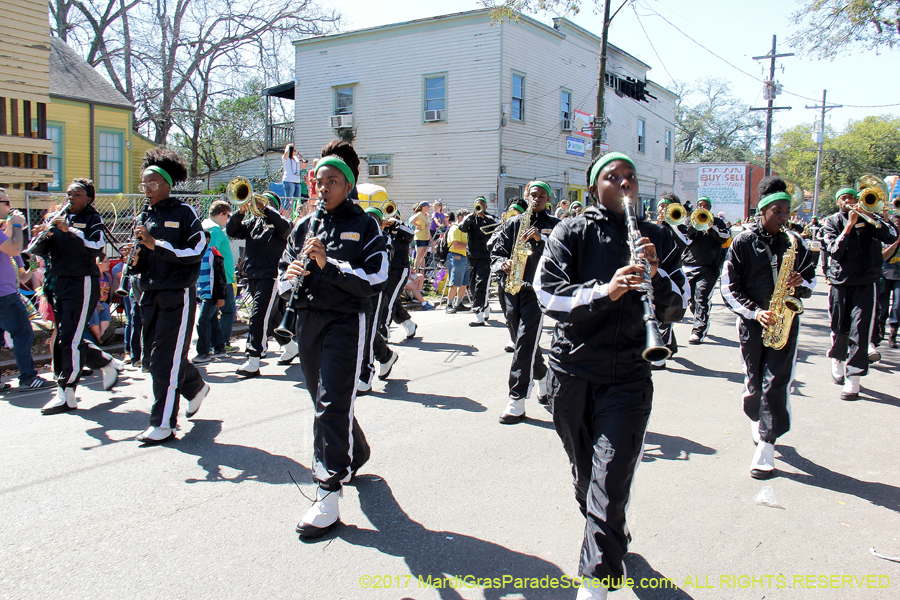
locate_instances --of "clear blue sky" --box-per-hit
[327,0,900,134]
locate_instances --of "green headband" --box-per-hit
[364,206,384,220]
[589,152,637,187]
[475,196,486,204]
[835,187,858,201]
[527,181,552,197]
[571,201,584,209]
[657,199,670,210]
[315,156,356,187]
[262,192,280,209]
[143,165,173,188]
[697,196,711,206]
[758,192,791,212]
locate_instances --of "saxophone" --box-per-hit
[762,231,804,350]
[504,207,533,295]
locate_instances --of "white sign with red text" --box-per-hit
[697,164,746,222]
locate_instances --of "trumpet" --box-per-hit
[891,197,900,210]
[227,176,267,217]
[382,199,398,218]
[663,203,687,227]
[851,174,887,228]
[691,207,714,231]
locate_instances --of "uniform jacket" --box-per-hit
[491,209,561,288]
[721,221,817,321]
[133,197,206,290]
[683,216,729,267]
[458,212,499,259]
[226,205,291,279]
[384,219,414,270]
[30,205,104,277]
[534,205,689,384]
[821,210,898,286]
[277,199,388,314]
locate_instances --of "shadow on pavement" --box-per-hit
[700,333,739,349]
[395,338,479,362]
[380,379,486,412]
[777,445,900,513]
[642,432,716,462]
[339,474,573,600]
[668,357,743,383]
[78,395,148,447]
[624,553,696,600]
[177,419,311,485]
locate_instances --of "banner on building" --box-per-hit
[572,109,594,138]
[697,164,746,221]
[566,136,586,157]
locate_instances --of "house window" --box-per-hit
[561,91,572,130]
[665,130,672,161]
[511,73,525,121]
[424,75,446,121]
[505,185,523,205]
[47,125,62,191]
[98,131,122,192]
[335,86,354,116]
[637,119,646,154]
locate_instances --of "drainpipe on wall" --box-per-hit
[89,103,95,180]
[497,20,504,209]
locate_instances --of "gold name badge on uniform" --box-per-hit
[73,222,86,228]
[541,229,552,236]
[164,221,179,228]
[340,232,360,241]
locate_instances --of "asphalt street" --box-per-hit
[0,284,897,600]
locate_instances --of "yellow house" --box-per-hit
[46,38,155,195]
[0,0,54,204]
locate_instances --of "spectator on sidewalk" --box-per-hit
[0,187,55,392]
[88,254,113,344]
[445,210,470,314]
[202,200,238,353]
[193,230,227,363]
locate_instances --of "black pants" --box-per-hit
[828,283,876,377]
[503,287,547,399]
[658,322,678,356]
[496,272,515,343]
[737,316,799,443]
[467,256,491,313]
[549,369,652,585]
[686,265,719,339]
[52,275,112,389]
[246,278,290,357]
[873,276,892,345]
[141,287,206,429]
[360,293,393,386]
[381,266,410,331]
[296,309,370,490]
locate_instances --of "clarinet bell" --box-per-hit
[642,323,672,363]
[274,309,296,339]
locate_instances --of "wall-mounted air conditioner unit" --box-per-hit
[330,114,353,128]
[368,164,390,177]
[424,110,445,122]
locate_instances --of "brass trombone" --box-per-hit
[226,176,267,217]
[852,174,887,228]
[480,207,515,234]
[691,207,714,231]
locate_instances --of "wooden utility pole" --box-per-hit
[750,35,793,175]
[592,0,611,159]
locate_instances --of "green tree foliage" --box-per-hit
[790,0,900,59]
[772,115,900,215]
[675,79,764,163]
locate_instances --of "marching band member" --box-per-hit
[654,192,689,364]
[720,176,816,478]
[358,205,398,394]
[225,191,297,377]
[125,148,210,443]
[491,182,560,424]
[683,196,729,344]
[535,153,687,600]
[490,198,526,352]
[30,179,121,414]
[458,196,498,326]
[380,206,420,340]
[277,141,388,538]
[821,187,898,399]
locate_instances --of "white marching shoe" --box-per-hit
[499,397,525,424]
[108,357,124,371]
[750,420,761,445]
[469,311,485,327]
[101,362,119,390]
[576,579,608,600]
[867,343,881,364]
[483,304,491,320]
[296,487,341,538]
[536,376,549,405]
[186,383,209,419]
[401,319,417,340]
[831,358,845,385]
[41,386,76,415]
[750,441,775,479]
[840,376,860,401]
[278,340,299,365]
[236,356,260,378]
[357,379,372,396]
[136,426,174,444]
[378,351,399,380]
[504,340,515,352]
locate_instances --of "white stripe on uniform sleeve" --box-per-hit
[534,254,609,313]
[326,250,389,286]
[69,227,105,250]
[657,267,690,308]
[720,258,757,320]
[156,235,206,258]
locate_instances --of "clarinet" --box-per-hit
[274,198,327,338]
[25,202,70,255]
[622,195,672,363]
[114,198,150,296]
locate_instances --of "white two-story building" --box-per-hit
[292,9,676,213]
